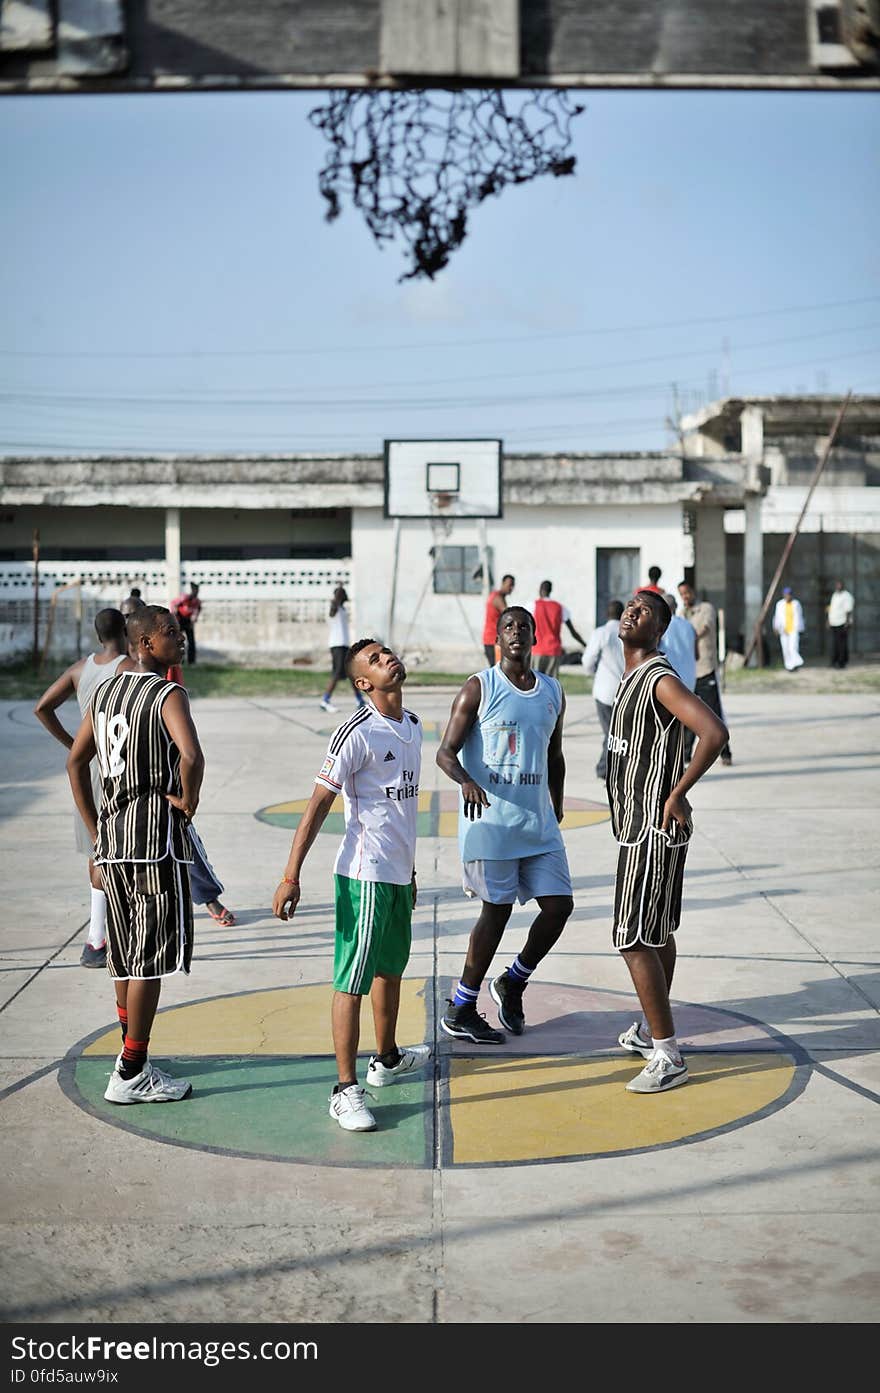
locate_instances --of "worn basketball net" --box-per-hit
[308,89,584,280]
[430,490,455,537]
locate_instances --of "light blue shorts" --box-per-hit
[462,848,572,906]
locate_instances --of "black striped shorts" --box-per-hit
[612,827,690,950]
[101,857,193,980]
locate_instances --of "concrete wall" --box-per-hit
[352,500,688,668]
[725,531,880,660]
[0,505,351,560]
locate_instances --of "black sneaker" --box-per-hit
[489,972,526,1035]
[80,943,107,969]
[440,999,505,1044]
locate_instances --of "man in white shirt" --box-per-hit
[273,638,429,1133]
[827,579,854,669]
[581,600,625,778]
[772,587,805,671]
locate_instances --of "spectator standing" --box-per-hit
[481,574,515,666]
[171,582,202,665]
[581,600,625,779]
[658,594,697,692]
[639,565,664,596]
[678,582,732,766]
[772,586,805,671]
[531,580,587,677]
[827,580,855,669]
[320,585,366,714]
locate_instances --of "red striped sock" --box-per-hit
[117,1007,128,1043]
[119,1035,149,1080]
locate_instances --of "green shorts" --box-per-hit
[333,874,413,996]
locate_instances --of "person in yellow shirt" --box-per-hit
[772,586,805,671]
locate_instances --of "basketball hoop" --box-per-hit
[309,90,584,281]
[429,492,455,539]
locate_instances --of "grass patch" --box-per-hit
[3,657,878,701]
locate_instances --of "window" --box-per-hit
[433,545,490,595]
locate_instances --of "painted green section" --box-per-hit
[257,793,445,836]
[74,1056,430,1167]
[258,809,440,835]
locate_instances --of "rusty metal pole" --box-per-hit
[743,392,852,669]
[32,529,40,666]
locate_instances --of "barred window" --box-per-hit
[432,545,489,595]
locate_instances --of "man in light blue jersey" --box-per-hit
[436,606,574,1042]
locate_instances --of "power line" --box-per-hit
[1,345,877,418]
[1,294,879,360]
[2,320,878,404]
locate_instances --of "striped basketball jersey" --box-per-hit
[91,670,192,864]
[606,654,689,846]
[315,702,422,885]
[459,665,564,861]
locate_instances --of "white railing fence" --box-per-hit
[0,559,353,662]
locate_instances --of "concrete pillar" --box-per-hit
[165,507,181,605]
[380,0,519,77]
[694,507,727,616]
[741,405,764,462]
[743,495,764,666]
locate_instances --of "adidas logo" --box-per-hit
[383,750,396,761]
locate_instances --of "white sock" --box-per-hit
[87,889,107,949]
[652,1034,682,1065]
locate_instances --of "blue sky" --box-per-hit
[1,88,878,456]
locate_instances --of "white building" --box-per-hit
[1,394,877,666]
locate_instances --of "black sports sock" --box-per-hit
[376,1047,402,1068]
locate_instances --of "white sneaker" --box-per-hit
[365,1044,431,1087]
[618,1021,654,1059]
[328,1084,376,1131]
[319,697,338,713]
[104,1060,192,1104]
[626,1051,688,1094]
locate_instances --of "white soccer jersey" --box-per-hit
[315,703,422,885]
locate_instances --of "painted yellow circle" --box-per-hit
[79,981,800,1166]
[256,792,610,837]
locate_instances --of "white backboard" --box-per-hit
[384,439,503,519]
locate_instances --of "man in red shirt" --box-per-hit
[482,573,515,665]
[532,581,587,677]
[638,566,664,596]
[171,582,202,665]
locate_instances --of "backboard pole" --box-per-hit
[478,517,490,602]
[387,518,402,649]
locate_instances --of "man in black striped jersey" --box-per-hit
[608,590,728,1094]
[67,606,205,1106]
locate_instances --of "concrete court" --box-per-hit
[0,684,878,1325]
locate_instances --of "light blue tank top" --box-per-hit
[459,666,565,862]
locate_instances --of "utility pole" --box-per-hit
[743,392,852,668]
[32,529,40,666]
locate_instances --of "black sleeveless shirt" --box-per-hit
[606,654,689,846]
[91,671,192,863]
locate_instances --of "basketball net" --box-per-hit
[309,90,584,281]
[429,491,455,539]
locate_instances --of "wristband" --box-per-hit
[281,876,300,886]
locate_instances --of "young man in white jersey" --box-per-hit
[609,590,727,1093]
[272,638,429,1132]
[437,606,574,1043]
